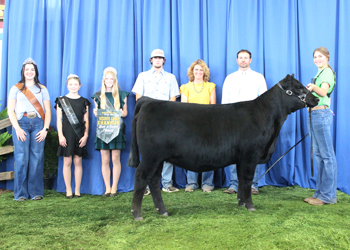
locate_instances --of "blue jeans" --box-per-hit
[308,108,337,204]
[228,164,260,191]
[13,116,45,200]
[186,171,214,190]
[161,161,174,188]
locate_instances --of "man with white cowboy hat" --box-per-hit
[131,49,180,195]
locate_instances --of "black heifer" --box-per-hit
[128,74,319,220]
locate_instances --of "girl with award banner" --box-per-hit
[55,74,91,199]
[92,67,129,197]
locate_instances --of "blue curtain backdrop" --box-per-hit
[1,0,349,196]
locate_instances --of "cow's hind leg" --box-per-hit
[236,163,245,207]
[237,162,256,211]
[131,162,151,221]
[149,162,168,217]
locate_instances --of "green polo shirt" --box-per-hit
[313,67,335,107]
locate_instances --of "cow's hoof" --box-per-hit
[160,212,169,217]
[247,207,256,211]
[134,217,144,221]
[238,200,245,207]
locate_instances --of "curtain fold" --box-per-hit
[1,0,349,195]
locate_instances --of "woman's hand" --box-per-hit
[306,82,329,97]
[306,83,315,92]
[15,126,27,142]
[59,135,67,147]
[120,108,126,117]
[93,108,97,117]
[36,129,48,143]
[79,135,88,148]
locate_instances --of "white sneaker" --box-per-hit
[162,186,179,193]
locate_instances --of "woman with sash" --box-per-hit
[305,47,337,206]
[92,67,129,197]
[180,59,216,193]
[55,74,90,199]
[8,58,51,201]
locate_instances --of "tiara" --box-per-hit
[103,67,117,76]
[23,57,36,65]
[67,74,79,80]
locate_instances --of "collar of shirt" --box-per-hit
[150,68,165,75]
[238,68,252,75]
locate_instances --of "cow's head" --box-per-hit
[278,74,319,112]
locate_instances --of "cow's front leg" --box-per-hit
[237,163,256,211]
[131,166,148,220]
[149,162,168,217]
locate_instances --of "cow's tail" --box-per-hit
[127,98,145,168]
[127,115,139,168]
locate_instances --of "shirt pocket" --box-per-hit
[144,79,155,96]
[158,81,170,96]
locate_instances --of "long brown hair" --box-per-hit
[313,47,335,73]
[19,63,41,92]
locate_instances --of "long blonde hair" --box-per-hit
[100,70,120,109]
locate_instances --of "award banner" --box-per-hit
[96,109,122,144]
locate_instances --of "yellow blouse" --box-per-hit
[180,82,216,104]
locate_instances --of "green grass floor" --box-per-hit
[1,186,350,250]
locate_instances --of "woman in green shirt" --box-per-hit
[305,47,337,206]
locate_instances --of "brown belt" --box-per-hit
[309,105,329,112]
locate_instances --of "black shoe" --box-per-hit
[66,194,73,199]
[75,194,81,198]
[110,193,118,197]
[102,193,111,197]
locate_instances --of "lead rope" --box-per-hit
[253,133,310,185]
[309,109,314,177]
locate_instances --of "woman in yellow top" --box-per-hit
[180,59,216,193]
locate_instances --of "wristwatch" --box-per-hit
[45,128,49,132]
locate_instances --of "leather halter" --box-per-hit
[277,82,309,107]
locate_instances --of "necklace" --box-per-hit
[193,81,204,93]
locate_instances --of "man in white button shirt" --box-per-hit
[132,49,180,195]
[222,49,267,195]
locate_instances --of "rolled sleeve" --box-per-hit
[169,75,180,98]
[131,73,145,96]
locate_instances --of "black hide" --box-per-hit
[128,74,319,220]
